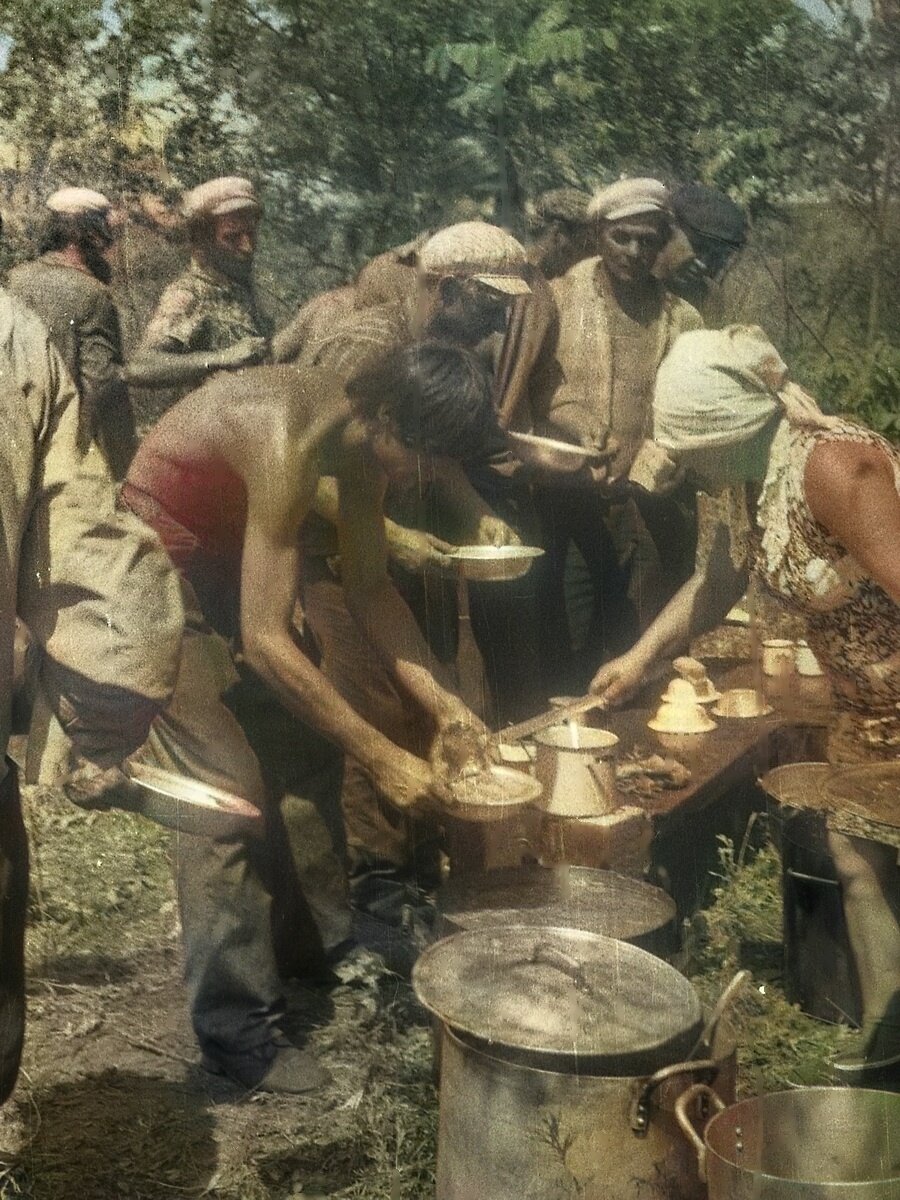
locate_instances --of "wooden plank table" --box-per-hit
[594,666,834,915]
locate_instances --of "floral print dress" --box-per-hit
[753,418,900,842]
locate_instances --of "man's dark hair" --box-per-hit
[346,339,504,463]
[38,210,113,257]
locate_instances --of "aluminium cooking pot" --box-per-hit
[676,1083,900,1198]
[414,927,739,1199]
[435,865,679,960]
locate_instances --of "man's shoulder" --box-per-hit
[549,256,601,306]
[0,285,52,347]
[301,300,408,376]
[10,255,104,295]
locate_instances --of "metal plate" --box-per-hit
[508,431,603,473]
[759,762,834,810]
[448,545,544,582]
[436,866,677,956]
[126,763,262,836]
[413,926,703,1075]
[446,765,543,823]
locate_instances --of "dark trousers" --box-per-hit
[0,762,27,1103]
[137,579,351,1061]
[534,486,643,696]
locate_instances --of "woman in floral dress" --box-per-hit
[592,326,900,1083]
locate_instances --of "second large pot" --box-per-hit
[414,927,737,1199]
[435,865,679,960]
[676,1084,900,1198]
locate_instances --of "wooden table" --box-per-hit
[446,664,836,916]
[590,666,834,916]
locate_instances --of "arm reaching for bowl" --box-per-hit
[591,510,749,706]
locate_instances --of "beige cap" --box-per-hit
[182,176,261,221]
[588,178,670,223]
[419,221,531,295]
[47,187,112,217]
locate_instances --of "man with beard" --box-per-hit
[7,188,137,479]
[127,177,271,398]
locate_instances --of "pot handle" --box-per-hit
[527,943,590,993]
[629,1058,719,1136]
[673,1082,726,1183]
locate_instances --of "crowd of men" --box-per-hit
[0,172,750,1096]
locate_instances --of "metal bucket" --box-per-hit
[781,808,861,1025]
[676,1084,900,1198]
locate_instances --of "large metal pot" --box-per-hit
[414,927,738,1200]
[675,1083,900,1198]
[435,865,679,959]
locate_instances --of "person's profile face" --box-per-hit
[209,211,259,279]
[599,217,667,284]
[436,276,512,345]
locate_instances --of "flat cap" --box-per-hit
[588,178,670,223]
[182,176,261,221]
[530,188,591,227]
[47,187,112,217]
[419,221,531,295]
[671,184,748,248]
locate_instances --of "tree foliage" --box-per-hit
[0,0,897,411]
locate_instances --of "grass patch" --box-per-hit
[685,829,855,1093]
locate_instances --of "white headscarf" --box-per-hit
[650,326,838,491]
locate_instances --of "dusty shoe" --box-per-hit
[202,1039,331,1094]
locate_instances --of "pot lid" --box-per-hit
[437,866,676,947]
[759,762,834,809]
[413,926,702,1074]
[823,762,900,828]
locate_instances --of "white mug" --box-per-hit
[761,638,795,677]
[795,640,823,677]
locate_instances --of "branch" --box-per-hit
[749,248,836,362]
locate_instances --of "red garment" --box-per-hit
[123,447,247,638]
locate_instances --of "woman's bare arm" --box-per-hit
[805,440,900,605]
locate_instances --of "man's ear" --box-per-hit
[438,275,464,306]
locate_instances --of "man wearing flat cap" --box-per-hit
[292,220,540,924]
[529,177,703,694]
[655,183,749,322]
[7,187,138,480]
[128,176,271,404]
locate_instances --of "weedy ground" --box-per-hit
[0,779,851,1198]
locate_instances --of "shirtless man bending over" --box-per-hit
[90,355,486,1093]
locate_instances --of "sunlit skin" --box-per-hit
[121,367,482,814]
[597,216,669,289]
[591,428,900,1056]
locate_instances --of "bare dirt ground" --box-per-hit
[0,784,437,1200]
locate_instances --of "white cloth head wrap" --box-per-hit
[654,324,839,443]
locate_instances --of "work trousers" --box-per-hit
[534,486,667,696]
[301,563,441,896]
[136,579,350,1060]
